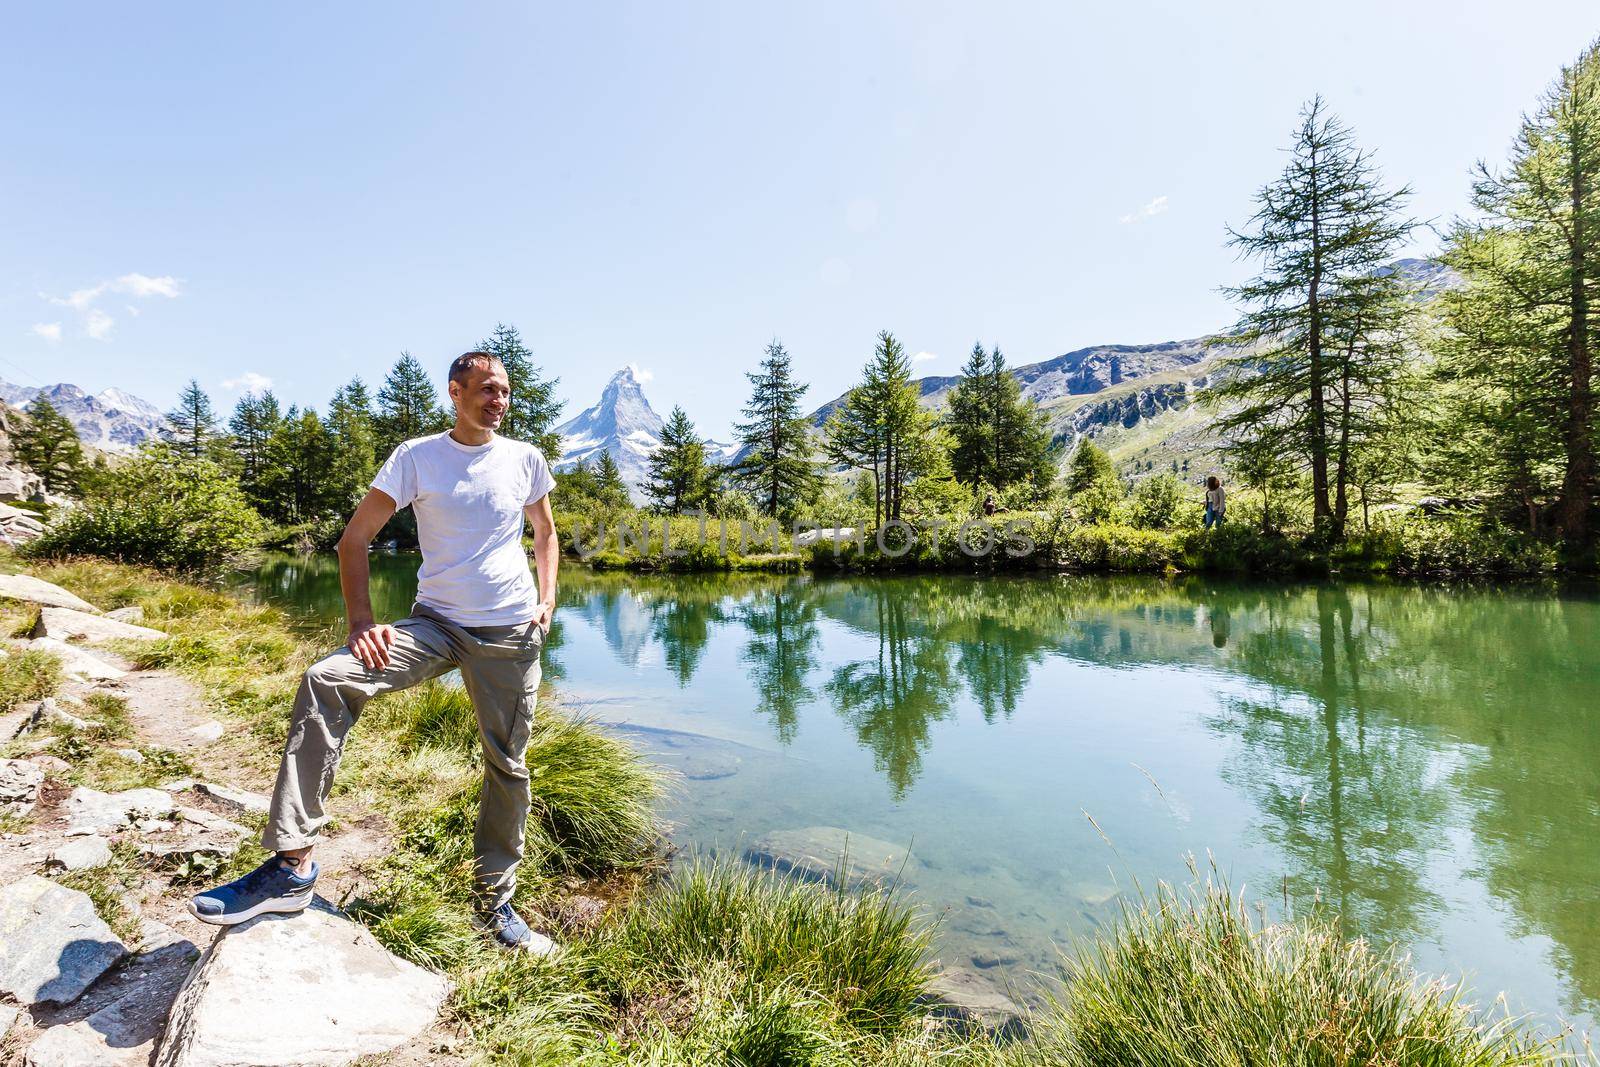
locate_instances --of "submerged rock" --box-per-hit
[0,875,128,1005]
[0,575,99,614]
[743,826,918,890]
[155,898,450,1067]
[32,605,166,646]
[920,966,1029,1040]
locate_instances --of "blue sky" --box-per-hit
[3,2,1597,440]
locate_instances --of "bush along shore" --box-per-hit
[0,550,1592,1065]
[549,504,1575,582]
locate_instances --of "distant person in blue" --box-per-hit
[1203,475,1226,529]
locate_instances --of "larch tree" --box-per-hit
[947,342,1054,491]
[823,331,932,525]
[376,352,447,459]
[13,397,85,494]
[227,390,284,515]
[164,378,219,461]
[1207,97,1415,540]
[1439,41,1600,546]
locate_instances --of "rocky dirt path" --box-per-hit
[0,573,458,1067]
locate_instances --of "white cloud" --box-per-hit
[84,309,115,340]
[114,273,181,298]
[31,322,62,343]
[1119,195,1169,224]
[42,271,182,342]
[912,351,938,363]
[222,371,273,394]
[625,362,653,384]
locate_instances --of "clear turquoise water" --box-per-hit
[233,553,1600,1037]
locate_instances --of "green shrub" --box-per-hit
[1022,878,1564,1066]
[1127,473,1198,530]
[1385,515,1560,579]
[28,448,266,573]
[1059,525,1179,572]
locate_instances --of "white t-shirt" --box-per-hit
[371,432,555,627]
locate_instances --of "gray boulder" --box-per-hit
[32,605,166,646]
[0,875,128,1005]
[104,606,145,625]
[155,898,450,1067]
[0,575,98,614]
[0,758,45,817]
[743,826,918,890]
[135,806,249,863]
[20,638,125,682]
[47,837,113,872]
[65,786,175,835]
[920,966,1029,1040]
[190,781,270,815]
[24,921,200,1067]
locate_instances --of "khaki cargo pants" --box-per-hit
[262,602,546,909]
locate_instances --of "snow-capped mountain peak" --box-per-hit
[0,377,168,452]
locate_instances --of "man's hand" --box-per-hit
[348,621,397,670]
[533,600,555,637]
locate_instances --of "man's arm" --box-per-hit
[337,488,399,669]
[525,493,559,633]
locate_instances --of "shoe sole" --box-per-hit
[187,887,315,927]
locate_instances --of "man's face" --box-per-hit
[451,362,511,432]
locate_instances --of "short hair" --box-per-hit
[449,351,504,386]
[1207,475,1220,490]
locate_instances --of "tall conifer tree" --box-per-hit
[733,339,819,518]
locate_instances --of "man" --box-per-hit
[188,351,561,953]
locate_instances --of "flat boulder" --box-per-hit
[0,876,128,1005]
[24,921,200,1067]
[47,837,113,872]
[0,575,98,614]
[135,806,249,863]
[21,638,125,682]
[32,606,166,646]
[744,826,918,890]
[190,781,270,815]
[155,898,450,1067]
[0,759,45,817]
[65,786,175,835]
[105,606,146,625]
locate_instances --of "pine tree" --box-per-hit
[325,378,378,514]
[1438,41,1600,546]
[732,339,819,518]
[1066,439,1124,524]
[1207,97,1415,539]
[477,323,564,456]
[164,378,218,460]
[264,406,337,523]
[823,331,935,525]
[376,352,447,459]
[13,397,85,494]
[593,449,632,509]
[228,390,284,513]
[643,406,712,514]
[947,342,1054,490]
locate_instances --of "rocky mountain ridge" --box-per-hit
[0,378,168,454]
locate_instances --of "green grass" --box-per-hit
[0,646,61,712]
[1018,874,1577,1067]
[48,840,148,944]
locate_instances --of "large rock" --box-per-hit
[47,837,113,872]
[0,758,45,817]
[743,826,918,890]
[24,921,200,1067]
[0,876,128,1005]
[65,786,175,835]
[105,606,146,625]
[920,967,1029,1040]
[0,575,98,614]
[21,638,125,682]
[32,605,166,646]
[187,781,271,816]
[135,806,249,863]
[155,898,450,1067]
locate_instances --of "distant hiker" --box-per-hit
[188,351,560,955]
[1203,475,1226,529]
[982,493,997,517]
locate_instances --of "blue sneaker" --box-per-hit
[477,901,557,956]
[188,857,318,926]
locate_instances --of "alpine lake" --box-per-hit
[230,552,1600,1039]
